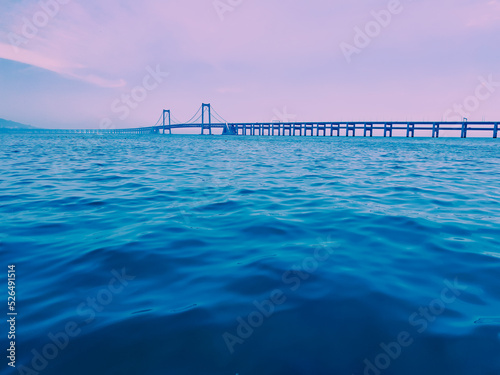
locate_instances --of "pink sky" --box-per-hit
[0,0,499,129]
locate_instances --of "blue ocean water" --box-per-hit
[1,133,500,375]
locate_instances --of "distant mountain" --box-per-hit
[0,118,38,129]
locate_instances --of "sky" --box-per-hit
[0,0,499,129]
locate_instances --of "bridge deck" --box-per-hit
[2,121,499,138]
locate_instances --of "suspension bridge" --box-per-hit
[3,103,499,138]
[145,103,500,138]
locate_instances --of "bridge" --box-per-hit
[2,103,499,138]
[155,103,499,138]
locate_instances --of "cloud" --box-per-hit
[0,41,126,87]
[0,0,499,128]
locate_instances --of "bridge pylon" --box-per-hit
[163,110,171,135]
[201,103,212,135]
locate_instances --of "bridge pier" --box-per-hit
[363,123,373,137]
[406,123,415,137]
[201,103,212,135]
[330,123,340,136]
[346,123,356,137]
[317,124,326,136]
[283,124,291,136]
[461,122,468,138]
[272,123,280,136]
[384,123,393,137]
[494,123,498,138]
[263,123,270,135]
[163,109,171,135]
[432,123,440,138]
[293,124,302,136]
[305,124,313,136]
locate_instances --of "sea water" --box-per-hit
[1,133,499,375]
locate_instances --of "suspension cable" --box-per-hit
[182,105,203,124]
[211,106,228,123]
[153,113,163,126]
[211,112,226,124]
[171,115,182,124]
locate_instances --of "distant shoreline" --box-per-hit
[0,118,37,130]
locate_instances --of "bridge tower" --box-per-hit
[163,110,171,134]
[201,103,212,135]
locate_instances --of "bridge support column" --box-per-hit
[163,110,171,135]
[201,103,212,135]
[494,123,498,138]
[384,123,393,137]
[284,124,291,136]
[406,123,415,138]
[330,124,340,136]
[347,123,356,137]
[461,122,468,138]
[305,124,313,136]
[295,124,302,136]
[432,123,440,138]
[363,123,373,137]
